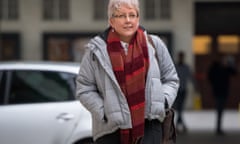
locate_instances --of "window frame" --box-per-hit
[42,0,70,21]
[93,0,108,20]
[144,0,171,20]
[0,0,18,20]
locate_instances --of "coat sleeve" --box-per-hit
[151,35,179,107]
[75,48,105,122]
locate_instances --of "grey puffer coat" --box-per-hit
[76,31,179,141]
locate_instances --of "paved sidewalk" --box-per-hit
[177,131,240,144]
[175,110,240,144]
[180,110,240,131]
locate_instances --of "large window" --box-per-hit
[43,33,97,62]
[0,0,18,20]
[0,33,20,61]
[218,35,239,54]
[42,0,69,20]
[193,36,212,55]
[93,0,108,20]
[193,35,240,55]
[144,0,171,20]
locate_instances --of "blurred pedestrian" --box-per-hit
[173,51,196,134]
[75,0,179,143]
[207,55,237,135]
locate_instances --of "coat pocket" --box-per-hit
[150,78,165,118]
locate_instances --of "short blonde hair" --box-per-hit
[107,0,139,20]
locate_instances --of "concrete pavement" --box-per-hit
[175,110,240,144]
[180,110,240,131]
[177,131,240,144]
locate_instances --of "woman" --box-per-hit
[76,0,179,143]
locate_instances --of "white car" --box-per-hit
[0,61,93,144]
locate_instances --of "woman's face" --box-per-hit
[109,4,139,43]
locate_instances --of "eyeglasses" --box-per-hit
[112,14,138,20]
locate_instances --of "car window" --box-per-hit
[0,71,5,105]
[8,70,76,104]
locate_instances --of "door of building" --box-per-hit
[194,2,240,109]
[193,34,240,109]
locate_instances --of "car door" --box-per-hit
[0,69,81,144]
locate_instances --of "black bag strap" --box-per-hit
[147,34,155,50]
[148,34,159,61]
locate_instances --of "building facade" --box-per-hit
[1,0,240,109]
[0,0,193,61]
